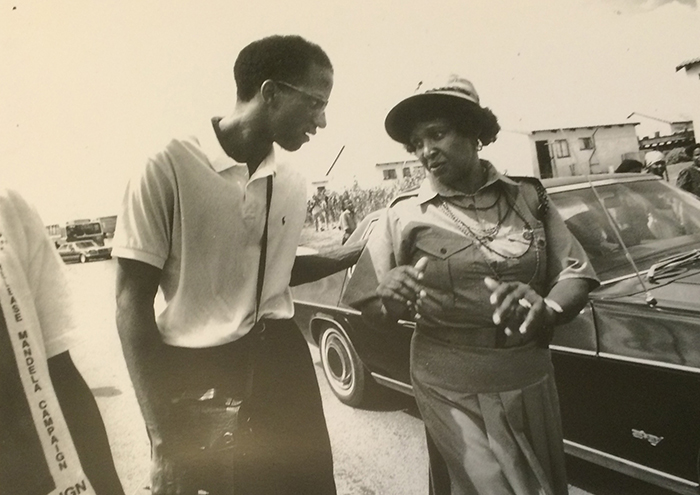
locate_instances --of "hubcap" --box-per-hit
[323,331,354,393]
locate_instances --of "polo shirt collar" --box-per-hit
[199,118,277,179]
[416,159,518,204]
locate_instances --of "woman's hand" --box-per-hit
[484,277,557,338]
[377,257,429,319]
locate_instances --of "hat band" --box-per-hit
[424,85,478,102]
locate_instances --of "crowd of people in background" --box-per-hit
[305,171,427,237]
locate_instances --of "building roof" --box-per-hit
[531,122,638,134]
[626,112,694,124]
[676,56,700,72]
[376,159,420,168]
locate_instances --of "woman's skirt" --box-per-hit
[411,328,568,495]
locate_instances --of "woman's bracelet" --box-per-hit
[543,297,564,325]
[543,298,564,314]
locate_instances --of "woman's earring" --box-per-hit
[476,142,483,151]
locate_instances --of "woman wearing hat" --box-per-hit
[643,151,669,181]
[344,75,598,494]
[677,143,700,198]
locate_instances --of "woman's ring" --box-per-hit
[518,298,532,309]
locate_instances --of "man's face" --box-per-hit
[692,147,700,167]
[270,63,333,152]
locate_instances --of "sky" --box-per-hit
[1,0,699,224]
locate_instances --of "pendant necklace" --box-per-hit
[438,193,541,285]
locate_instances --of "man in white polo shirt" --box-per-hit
[113,35,353,494]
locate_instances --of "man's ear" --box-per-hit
[260,79,277,105]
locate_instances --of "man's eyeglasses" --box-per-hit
[274,80,328,113]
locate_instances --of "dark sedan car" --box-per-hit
[57,240,112,263]
[293,173,700,495]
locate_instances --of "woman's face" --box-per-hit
[408,118,479,190]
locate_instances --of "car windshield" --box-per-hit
[75,241,97,249]
[549,179,700,281]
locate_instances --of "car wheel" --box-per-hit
[319,325,370,407]
[79,254,87,263]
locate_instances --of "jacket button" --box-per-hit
[440,247,447,254]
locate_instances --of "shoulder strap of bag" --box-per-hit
[509,176,549,221]
[254,175,273,325]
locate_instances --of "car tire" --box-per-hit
[79,254,87,263]
[319,325,370,407]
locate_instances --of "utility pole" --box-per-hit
[325,145,345,176]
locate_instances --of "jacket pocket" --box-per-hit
[414,236,473,309]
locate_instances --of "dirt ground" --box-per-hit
[300,223,347,251]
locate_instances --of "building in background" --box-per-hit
[625,112,695,152]
[375,159,422,185]
[638,125,694,153]
[369,122,642,184]
[676,56,700,146]
[530,123,641,178]
[310,178,330,196]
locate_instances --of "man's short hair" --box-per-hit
[234,35,332,102]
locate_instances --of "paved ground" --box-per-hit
[64,259,150,494]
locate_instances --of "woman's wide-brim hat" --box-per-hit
[645,150,666,167]
[384,74,482,144]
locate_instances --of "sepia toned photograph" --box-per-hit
[2,0,699,494]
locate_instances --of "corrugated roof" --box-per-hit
[530,122,638,134]
[676,56,700,71]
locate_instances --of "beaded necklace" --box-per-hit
[439,199,503,243]
[437,190,541,284]
[445,188,504,237]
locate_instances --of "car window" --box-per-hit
[75,241,97,248]
[346,217,379,280]
[361,218,378,241]
[550,180,700,279]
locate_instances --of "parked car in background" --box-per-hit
[293,173,700,495]
[57,240,112,264]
